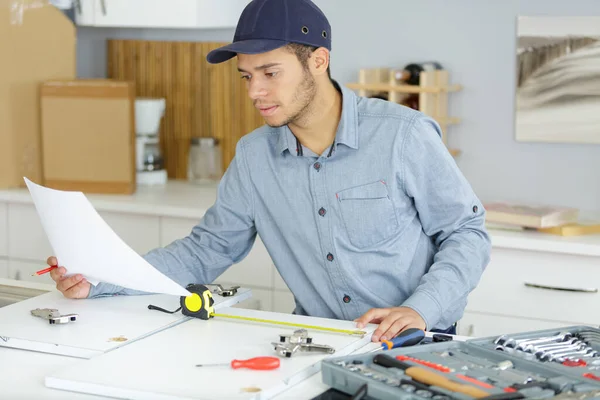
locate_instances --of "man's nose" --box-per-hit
[248,78,267,100]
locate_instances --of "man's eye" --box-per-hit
[241,75,251,80]
[266,72,278,77]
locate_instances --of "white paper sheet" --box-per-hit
[24,178,190,297]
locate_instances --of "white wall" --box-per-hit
[77,0,600,211]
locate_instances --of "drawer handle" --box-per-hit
[524,282,598,293]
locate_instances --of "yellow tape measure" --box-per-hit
[180,284,366,337]
[211,312,366,337]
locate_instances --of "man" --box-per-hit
[47,0,491,342]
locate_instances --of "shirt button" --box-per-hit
[326,253,334,262]
[343,295,351,303]
[313,162,321,171]
[318,207,326,216]
[473,205,478,213]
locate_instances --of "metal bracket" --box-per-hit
[272,329,335,358]
[206,284,239,297]
[31,308,78,324]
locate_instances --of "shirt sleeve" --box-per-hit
[399,115,491,330]
[87,139,257,298]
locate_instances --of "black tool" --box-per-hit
[433,333,453,342]
[509,381,557,394]
[480,393,525,400]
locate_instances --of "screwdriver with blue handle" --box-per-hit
[368,327,425,353]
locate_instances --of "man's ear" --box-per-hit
[310,47,330,76]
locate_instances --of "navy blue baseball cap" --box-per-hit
[206,0,332,64]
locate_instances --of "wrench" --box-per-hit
[519,338,582,353]
[543,348,599,362]
[496,331,572,348]
[531,342,591,357]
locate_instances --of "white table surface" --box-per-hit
[0,330,466,400]
[0,335,374,400]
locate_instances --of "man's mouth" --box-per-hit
[257,105,278,116]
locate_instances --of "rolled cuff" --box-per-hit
[401,290,443,331]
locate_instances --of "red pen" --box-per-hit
[31,265,58,276]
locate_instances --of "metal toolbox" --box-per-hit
[321,325,600,399]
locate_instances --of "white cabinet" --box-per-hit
[98,211,160,255]
[159,216,196,247]
[231,288,272,311]
[7,204,159,263]
[273,264,288,291]
[466,248,600,327]
[75,0,248,29]
[0,202,7,257]
[272,290,296,314]
[0,259,7,279]
[457,311,578,338]
[196,0,248,29]
[8,259,54,284]
[8,203,53,262]
[160,217,275,289]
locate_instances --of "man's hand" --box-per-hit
[47,256,91,299]
[354,306,426,342]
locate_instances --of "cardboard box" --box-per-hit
[0,0,76,188]
[40,80,136,194]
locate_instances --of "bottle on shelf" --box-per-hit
[393,62,443,86]
[401,94,419,110]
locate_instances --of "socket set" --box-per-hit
[321,325,600,400]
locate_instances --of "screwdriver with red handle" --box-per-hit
[196,356,280,370]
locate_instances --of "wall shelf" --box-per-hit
[346,68,462,157]
[346,82,463,94]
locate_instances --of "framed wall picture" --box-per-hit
[516,16,600,144]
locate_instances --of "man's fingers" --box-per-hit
[372,314,400,342]
[355,308,389,329]
[49,266,66,282]
[57,274,85,293]
[46,256,57,266]
[63,280,89,299]
[380,318,410,342]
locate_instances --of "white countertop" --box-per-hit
[2,180,600,257]
[0,180,219,219]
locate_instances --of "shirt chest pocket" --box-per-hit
[336,181,400,249]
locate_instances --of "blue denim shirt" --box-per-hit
[89,83,491,330]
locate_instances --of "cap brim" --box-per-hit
[206,39,289,64]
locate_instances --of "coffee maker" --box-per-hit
[135,98,168,185]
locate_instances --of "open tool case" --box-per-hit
[321,325,600,400]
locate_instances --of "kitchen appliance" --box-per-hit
[188,137,223,184]
[135,98,167,185]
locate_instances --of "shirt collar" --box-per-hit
[277,80,359,156]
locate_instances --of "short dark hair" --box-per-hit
[284,43,332,81]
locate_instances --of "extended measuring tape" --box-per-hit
[149,284,366,337]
